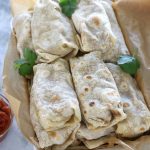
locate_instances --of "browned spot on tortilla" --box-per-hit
[80,93,84,97]
[111,110,121,117]
[49,131,57,137]
[92,16,101,27]
[123,102,130,107]
[71,48,76,53]
[84,110,87,114]
[140,127,145,131]
[86,75,92,79]
[51,95,60,102]
[89,102,95,107]
[84,87,89,92]
[62,43,68,48]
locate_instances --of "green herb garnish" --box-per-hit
[59,0,77,18]
[23,48,37,65]
[18,63,33,76]
[14,48,37,77]
[117,55,140,76]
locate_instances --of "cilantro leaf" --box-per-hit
[14,48,37,77]
[19,63,33,76]
[23,48,37,65]
[59,0,77,18]
[117,55,140,76]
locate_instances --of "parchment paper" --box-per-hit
[2,0,150,149]
[113,0,150,110]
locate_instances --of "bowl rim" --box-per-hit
[0,94,9,105]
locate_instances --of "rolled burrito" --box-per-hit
[72,0,116,54]
[70,52,126,131]
[12,12,33,58]
[30,59,81,148]
[31,0,78,63]
[106,63,150,138]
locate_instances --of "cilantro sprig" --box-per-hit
[117,55,140,76]
[14,48,37,77]
[59,0,77,18]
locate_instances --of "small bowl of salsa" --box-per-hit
[0,94,12,141]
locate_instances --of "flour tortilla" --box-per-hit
[77,124,114,140]
[107,63,150,138]
[30,97,80,149]
[12,12,33,58]
[72,0,116,55]
[31,0,78,63]
[30,59,81,148]
[70,52,126,131]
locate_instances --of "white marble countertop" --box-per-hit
[0,1,34,150]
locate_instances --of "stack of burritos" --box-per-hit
[12,0,150,149]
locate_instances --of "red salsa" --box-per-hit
[0,98,11,136]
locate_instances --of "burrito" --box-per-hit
[72,0,116,54]
[101,0,130,61]
[106,63,150,138]
[12,12,33,58]
[70,52,126,131]
[30,59,81,148]
[31,0,78,63]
